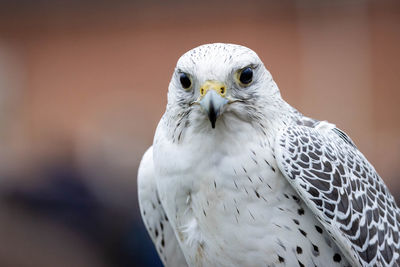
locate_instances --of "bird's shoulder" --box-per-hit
[274,115,400,266]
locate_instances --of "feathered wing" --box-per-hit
[138,147,188,267]
[275,120,400,266]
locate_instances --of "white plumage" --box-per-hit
[138,148,187,266]
[138,43,400,266]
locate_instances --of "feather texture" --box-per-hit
[138,147,188,267]
[276,121,400,266]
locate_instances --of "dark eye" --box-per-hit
[239,67,253,85]
[179,73,192,89]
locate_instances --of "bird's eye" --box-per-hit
[179,73,192,90]
[238,67,253,86]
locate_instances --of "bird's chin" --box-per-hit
[189,104,250,132]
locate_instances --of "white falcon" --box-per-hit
[138,43,400,267]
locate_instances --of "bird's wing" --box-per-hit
[275,121,400,266]
[138,147,188,267]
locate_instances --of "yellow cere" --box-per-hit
[200,80,227,97]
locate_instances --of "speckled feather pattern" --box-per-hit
[276,121,400,266]
[138,43,400,267]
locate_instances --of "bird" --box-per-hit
[137,43,400,267]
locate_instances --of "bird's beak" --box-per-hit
[199,81,229,129]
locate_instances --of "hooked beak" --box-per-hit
[199,81,229,128]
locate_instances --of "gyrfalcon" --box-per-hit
[138,43,400,267]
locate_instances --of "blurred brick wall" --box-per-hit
[1,1,398,179]
[0,1,399,266]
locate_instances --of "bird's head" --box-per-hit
[166,43,283,136]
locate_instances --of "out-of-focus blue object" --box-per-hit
[3,161,162,267]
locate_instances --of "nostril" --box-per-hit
[200,88,205,95]
[220,87,225,95]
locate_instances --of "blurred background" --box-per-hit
[0,0,399,266]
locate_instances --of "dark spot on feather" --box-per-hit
[296,246,303,254]
[299,228,307,237]
[312,244,319,254]
[315,225,323,234]
[298,208,305,215]
[293,219,299,225]
[278,255,285,263]
[255,190,260,198]
[298,260,305,267]
[333,253,341,262]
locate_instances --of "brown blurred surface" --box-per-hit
[0,1,399,266]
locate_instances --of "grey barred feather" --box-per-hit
[275,120,400,266]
